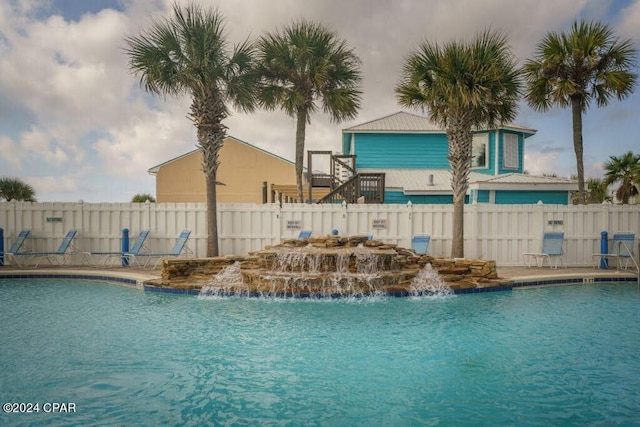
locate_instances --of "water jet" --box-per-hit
[199,235,451,298]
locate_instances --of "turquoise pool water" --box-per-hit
[1,278,639,426]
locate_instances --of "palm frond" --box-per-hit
[524,19,637,113]
[0,177,37,202]
[396,29,520,129]
[256,19,362,122]
[124,1,256,110]
[603,151,640,204]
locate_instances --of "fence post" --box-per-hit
[121,228,130,267]
[10,201,17,251]
[534,200,545,243]
[0,227,4,266]
[78,200,84,252]
[145,200,152,235]
[599,230,608,269]
[468,202,478,259]
[340,200,348,236]
[406,201,413,248]
[275,200,282,243]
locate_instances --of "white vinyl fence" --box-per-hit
[1,201,639,267]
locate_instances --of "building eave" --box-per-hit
[147,135,295,176]
[469,182,578,191]
[402,189,452,195]
[342,111,537,135]
[148,149,199,176]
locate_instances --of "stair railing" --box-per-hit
[316,173,385,204]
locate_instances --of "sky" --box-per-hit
[0,0,639,202]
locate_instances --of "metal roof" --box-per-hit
[478,173,576,185]
[343,111,537,135]
[344,111,442,132]
[470,173,578,191]
[359,168,577,194]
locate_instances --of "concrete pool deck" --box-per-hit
[0,265,160,289]
[499,265,638,282]
[0,264,637,289]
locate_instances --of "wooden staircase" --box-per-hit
[307,151,385,204]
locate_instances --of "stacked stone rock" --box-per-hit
[151,235,505,293]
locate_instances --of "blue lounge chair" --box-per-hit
[3,230,31,267]
[522,231,565,269]
[128,230,191,268]
[411,234,431,255]
[298,230,312,240]
[593,232,635,270]
[83,230,150,267]
[14,229,78,268]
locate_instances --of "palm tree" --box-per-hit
[125,2,256,256]
[396,30,521,258]
[0,177,37,202]
[256,20,362,203]
[523,20,637,204]
[131,193,156,203]
[585,177,612,204]
[603,151,640,204]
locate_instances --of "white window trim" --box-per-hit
[503,133,519,169]
[471,133,489,169]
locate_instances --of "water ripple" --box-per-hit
[1,279,639,425]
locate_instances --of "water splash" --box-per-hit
[198,250,452,299]
[252,270,385,298]
[198,262,244,298]
[408,264,453,297]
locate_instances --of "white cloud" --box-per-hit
[0,0,638,202]
[524,152,567,177]
[618,0,640,40]
[0,135,24,170]
[585,161,605,180]
[0,11,132,135]
[20,127,49,151]
[93,97,195,177]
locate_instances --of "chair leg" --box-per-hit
[623,257,630,269]
[127,255,141,269]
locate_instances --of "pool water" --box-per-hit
[1,279,639,426]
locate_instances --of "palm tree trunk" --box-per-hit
[200,132,224,256]
[204,170,219,256]
[192,94,227,257]
[447,119,472,258]
[295,109,307,203]
[571,96,586,204]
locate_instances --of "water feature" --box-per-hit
[199,236,452,298]
[155,235,501,294]
[408,263,454,296]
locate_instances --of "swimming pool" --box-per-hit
[1,278,639,426]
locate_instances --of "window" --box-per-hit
[503,134,519,169]
[471,133,489,168]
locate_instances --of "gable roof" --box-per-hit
[344,111,442,132]
[359,168,577,194]
[343,111,537,135]
[476,173,576,185]
[148,135,294,175]
[469,173,578,191]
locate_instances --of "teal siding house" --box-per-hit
[341,112,577,205]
